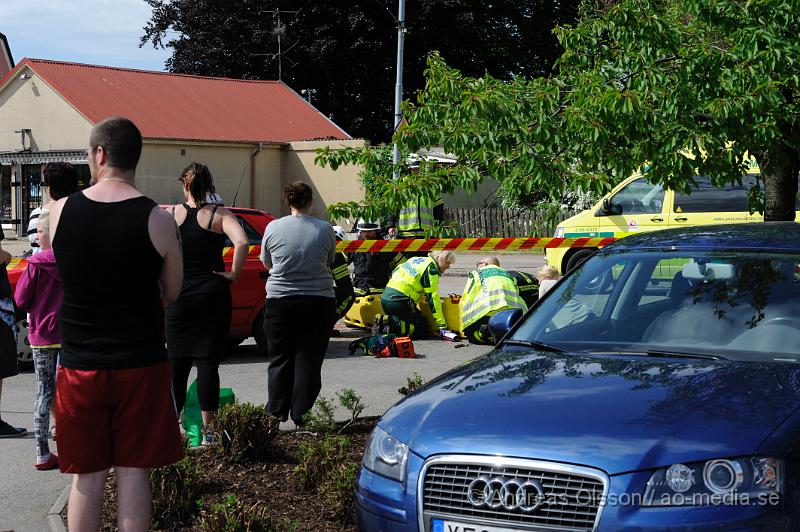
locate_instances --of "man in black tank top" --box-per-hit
[49,117,184,531]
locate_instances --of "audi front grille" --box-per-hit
[418,455,607,532]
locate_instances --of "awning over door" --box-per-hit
[0,149,87,165]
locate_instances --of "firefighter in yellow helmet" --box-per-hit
[376,251,455,339]
[460,256,528,345]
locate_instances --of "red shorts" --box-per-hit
[55,362,183,474]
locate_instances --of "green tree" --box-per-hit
[141,0,579,143]
[549,0,800,221]
[321,0,800,221]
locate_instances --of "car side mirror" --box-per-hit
[488,309,524,342]
[596,198,621,216]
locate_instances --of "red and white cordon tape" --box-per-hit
[335,236,617,253]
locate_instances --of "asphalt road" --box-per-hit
[0,249,545,531]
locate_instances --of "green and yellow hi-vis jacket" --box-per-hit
[386,256,446,328]
[460,265,527,329]
[397,195,444,237]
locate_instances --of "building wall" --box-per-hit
[281,139,366,222]
[0,66,93,152]
[136,141,283,213]
[0,68,364,220]
[443,177,502,208]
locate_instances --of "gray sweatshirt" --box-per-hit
[260,214,335,299]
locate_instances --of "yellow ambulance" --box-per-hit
[546,168,800,273]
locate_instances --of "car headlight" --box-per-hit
[554,227,565,238]
[643,457,782,506]
[362,426,409,483]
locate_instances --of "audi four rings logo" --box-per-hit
[467,477,546,512]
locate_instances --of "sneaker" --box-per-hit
[0,420,27,438]
[200,431,217,447]
[35,453,59,471]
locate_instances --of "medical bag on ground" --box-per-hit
[377,336,416,358]
[183,379,236,447]
[393,336,416,358]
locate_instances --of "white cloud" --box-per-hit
[2,0,173,70]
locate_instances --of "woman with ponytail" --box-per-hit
[260,181,336,428]
[167,162,248,445]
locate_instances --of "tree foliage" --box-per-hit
[141,0,579,143]
[319,0,800,221]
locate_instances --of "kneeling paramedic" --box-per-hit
[379,251,455,339]
[461,256,528,345]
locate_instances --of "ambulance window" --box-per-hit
[611,179,665,214]
[673,175,750,213]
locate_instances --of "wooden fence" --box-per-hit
[445,207,580,238]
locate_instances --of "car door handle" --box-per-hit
[674,216,688,222]
[650,217,664,222]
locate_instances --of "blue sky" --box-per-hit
[2,0,172,71]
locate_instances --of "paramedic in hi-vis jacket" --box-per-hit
[460,256,528,345]
[378,251,456,339]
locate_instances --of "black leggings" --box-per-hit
[263,296,335,424]
[169,358,220,413]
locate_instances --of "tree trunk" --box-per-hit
[758,144,799,222]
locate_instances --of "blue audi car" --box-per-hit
[356,223,800,531]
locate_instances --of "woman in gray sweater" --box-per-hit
[260,181,336,427]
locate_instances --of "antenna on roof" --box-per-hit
[252,8,300,81]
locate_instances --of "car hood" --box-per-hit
[381,350,800,475]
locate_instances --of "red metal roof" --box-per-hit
[2,58,350,143]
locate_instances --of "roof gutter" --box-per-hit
[250,142,263,209]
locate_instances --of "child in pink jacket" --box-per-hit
[14,211,62,470]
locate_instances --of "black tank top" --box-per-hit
[176,204,226,295]
[53,192,166,369]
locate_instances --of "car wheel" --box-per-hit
[566,249,596,273]
[252,311,269,354]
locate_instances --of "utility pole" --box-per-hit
[392,0,406,179]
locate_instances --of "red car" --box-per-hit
[220,207,275,350]
[11,206,275,364]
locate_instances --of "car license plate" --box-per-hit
[432,518,526,532]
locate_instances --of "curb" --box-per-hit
[46,483,70,532]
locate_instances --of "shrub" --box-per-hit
[300,396,336,434]
[215,403,279,462]
[321,462,359,524]
[149,439,202,528]
[294,434,358,524]
[195,494,275,532]
[336,388,365,432]
[398,373,425,396]
[294,434,351,490]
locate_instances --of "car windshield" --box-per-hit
[509,250,800,362]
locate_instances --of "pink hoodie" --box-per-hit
[14,249,62,346]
